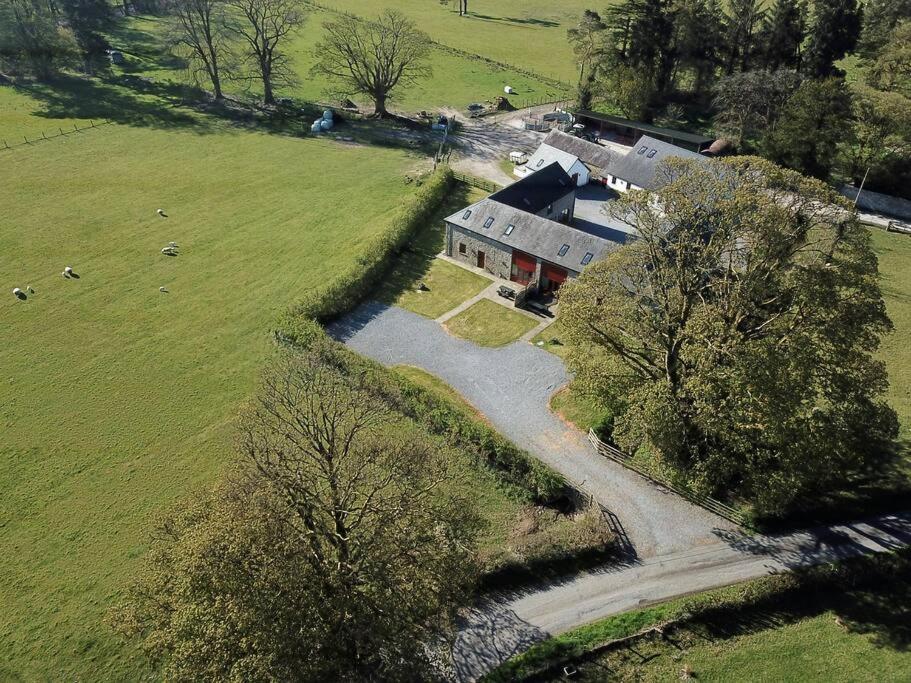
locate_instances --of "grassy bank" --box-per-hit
[488,548,911,682]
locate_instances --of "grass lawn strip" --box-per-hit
[445,298,539,347]
[486,548,911,682]
[391,259,490,319]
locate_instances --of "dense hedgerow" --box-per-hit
[278,166,454,326]
[273,166,572,504]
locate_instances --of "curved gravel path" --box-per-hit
[329,301,737,559]
[330,303,911,681]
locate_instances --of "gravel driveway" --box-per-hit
[329,302,737,559]
[329,303,911,681]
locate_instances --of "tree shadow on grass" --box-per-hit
[21,73,214,133]
[374,182,478,304]
[469,14,559,28]
[105,18,189,73]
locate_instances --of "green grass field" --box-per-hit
[321,0,598,84]
[872,228,911,445]
[377,183,490,318]
[111,10,567,114]
[445,298,539,346]
[0,85,424,680]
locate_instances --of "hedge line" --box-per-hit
[277,166,454,327]
[486,546,911,682]
[272,164,571,504]
[279,318,572,504]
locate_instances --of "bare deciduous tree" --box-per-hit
[168,0,232,99]
[225,0,304,104]
[312,10,431,116]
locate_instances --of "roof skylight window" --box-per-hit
[581,252,594,265]
[558,244,570,257]
[462,209,472,219]
[504,224,515,236]
[637,146,647,155]
[483,216,494,228]
[647,149,657,158]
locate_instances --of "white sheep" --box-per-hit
[26,285,33,293]
[64,266,73,275]
[12,287,22,297]
[159,286,168,293]
[157,209,168,218]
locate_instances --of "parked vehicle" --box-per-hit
[497,285,517,300]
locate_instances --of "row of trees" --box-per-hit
[570,1,911,194]
[561,157,898,516]
[0,0,114,76]
[571,0,865,110]
[1,0,434,114]
[113,345,481,679]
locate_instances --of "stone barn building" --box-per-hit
[445,163,625,295]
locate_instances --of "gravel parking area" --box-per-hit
[330,302,737,560]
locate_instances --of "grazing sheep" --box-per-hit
[26,285,34,293]
[13,287,21,296]
[168,241,177,248]
[62,271,68,278]
[157,209,168,218]
[159,286,169,293]
[64,266,73,275]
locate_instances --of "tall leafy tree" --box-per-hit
[844,85,911,191]
[0,0,76,77]
[225,0,305,104]
[721,0,764,73]
[857,0,911,60]
[866,21,911,97]
[168,0,233,99]
[567,9,606,84]
[803,0,862,78]
[312,10,432,116]
[763,77,853,179]
[559,157,897,516]
[712,69,800,147]
[113,348,481,680]
[672,0,723,92]
[60,0,112,71]
[604,0,677,100]
[757,0,807,71]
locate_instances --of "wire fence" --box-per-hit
[1,118,114,152]
[587,429,750,527]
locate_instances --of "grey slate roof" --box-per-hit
[524,144,583,177]
[490,162,575,214]
[542,130,615,171]
[445,197,627,272]
[609,135,705,191]
[574,110,715,146]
